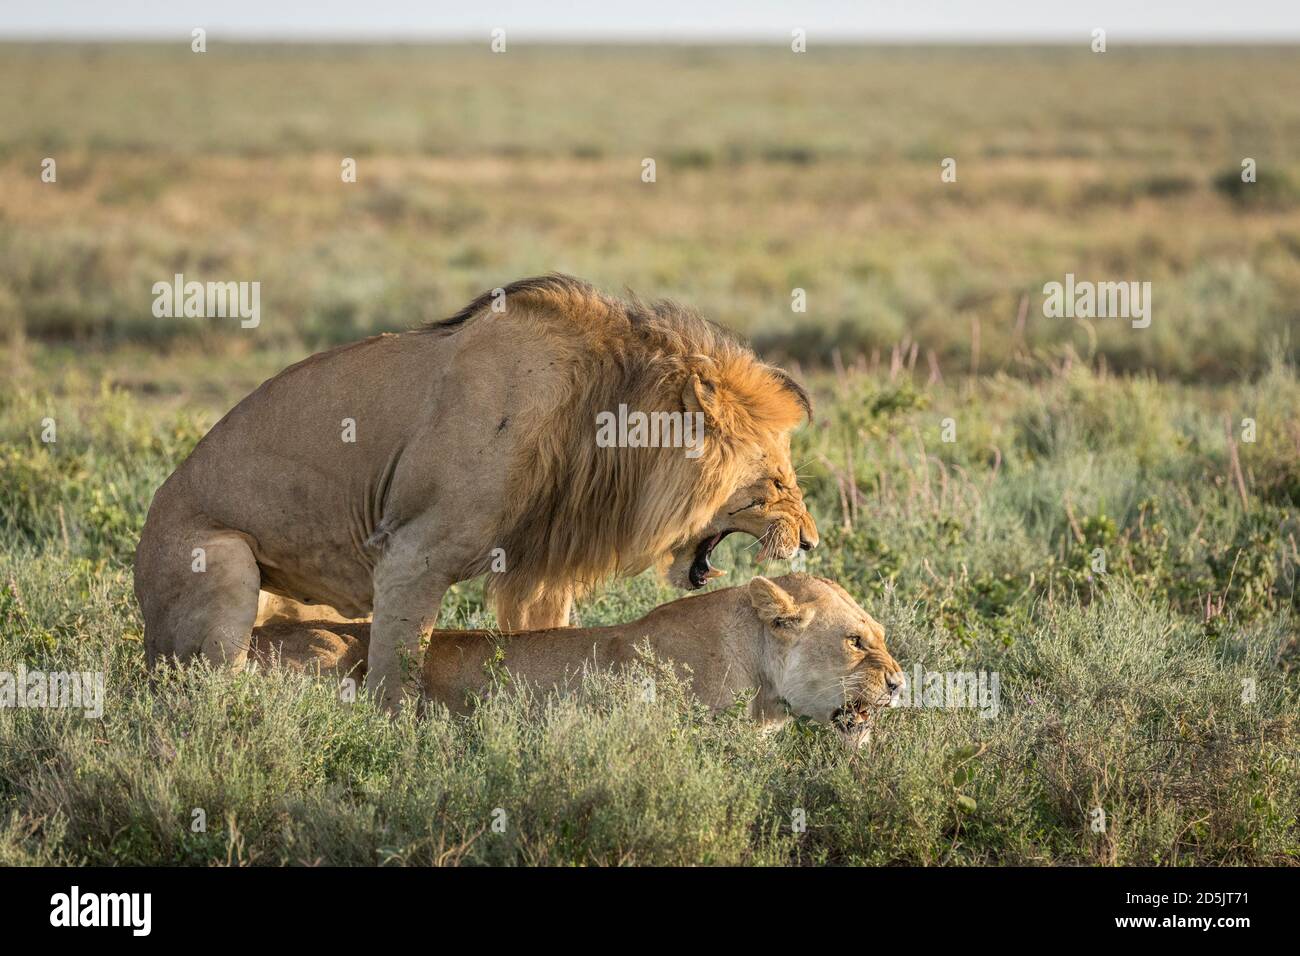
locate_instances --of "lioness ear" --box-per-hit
[748,576,813,630]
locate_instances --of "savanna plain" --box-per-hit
[1,44,1298,865]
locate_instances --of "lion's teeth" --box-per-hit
[704,567,727,580]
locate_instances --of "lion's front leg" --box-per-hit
[369,557,448,716]
[494,585,573,631]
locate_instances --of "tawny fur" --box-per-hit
[443,276,817,614]
[135,275,819,713]
[251,574,901,745]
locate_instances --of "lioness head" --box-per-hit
[748,574,902,747]
[665,367,819,589]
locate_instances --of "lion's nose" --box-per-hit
[886,672,905,694]
[799,519,818,551]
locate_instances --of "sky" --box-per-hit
[2,0,1299,42]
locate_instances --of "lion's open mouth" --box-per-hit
[831,682,901,737]
[829,702,879,749]
[831,703,875,730]
[688,530,735,588]
[831,692,893,733]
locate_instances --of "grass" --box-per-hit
[0,43,1298,865]
[1,345,1297,865]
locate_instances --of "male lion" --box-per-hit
[251,574,903,747]
[135,275,818,712]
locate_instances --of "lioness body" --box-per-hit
[136,276,818,711]
[252,574,902,743]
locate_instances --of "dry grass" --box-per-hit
[1,42,1298,865]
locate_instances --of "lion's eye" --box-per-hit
[773,479,785,491]
[848,635,865,651]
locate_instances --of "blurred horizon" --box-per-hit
[4,42,1298,383]
[4,38,1300,47]
[4,0,1300,43]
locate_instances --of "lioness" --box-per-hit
[251,574,903,747]
[136,275,818,712]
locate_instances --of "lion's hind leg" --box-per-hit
[135,504,262,669]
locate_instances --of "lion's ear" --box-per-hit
[682,365,805,436]
[748,576,813,631]
[681,373,714,419]
[683,371,746,436]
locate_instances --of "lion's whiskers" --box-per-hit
[745,526,775,556]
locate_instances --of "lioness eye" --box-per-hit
[848,635,865,651]
[773,479,785,491]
